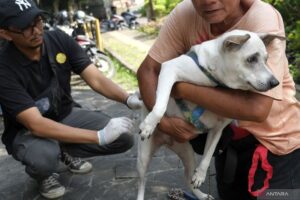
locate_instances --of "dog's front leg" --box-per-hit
[139,61,179,139]
[192,119,231,189]
[139,55,202,139]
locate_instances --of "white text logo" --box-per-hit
[266,191,289,197]
[15,0,31,11]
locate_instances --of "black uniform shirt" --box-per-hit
[0,29,92,153]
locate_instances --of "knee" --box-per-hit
[31,150,60,175]
[25,140,60,175]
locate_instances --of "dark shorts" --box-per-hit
[190,126,300,200]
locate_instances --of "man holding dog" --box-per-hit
[137,0,300,199]
[0,0,142,199]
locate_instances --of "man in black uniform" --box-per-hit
[0,0,142,199]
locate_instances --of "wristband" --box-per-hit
[125,95,130,108]
[97,129,106,145]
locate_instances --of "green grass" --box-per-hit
[104,38,147,71]
[71,54,138,93]
[138,23,160,37]
[110,56,139,92]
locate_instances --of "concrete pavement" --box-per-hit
[103,29,155,54]
[1,27,299,200]
[0,90,219,200]
[0,27,221,200]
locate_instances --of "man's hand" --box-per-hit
[158,116,198,143]
[97,117,133,145]
[126,92,143,109]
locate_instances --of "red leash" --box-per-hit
[248,144,273,197]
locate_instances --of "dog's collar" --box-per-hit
[186,51,226,87]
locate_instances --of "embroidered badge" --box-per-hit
[15,0,31,11]
[56,53,67,64]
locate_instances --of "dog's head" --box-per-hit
[215,30,284,92]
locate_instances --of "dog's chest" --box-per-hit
[175,99,208,132]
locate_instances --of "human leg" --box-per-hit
[12,130,61,180]
[12,130,65,199]
[215,139,257,200]
[60,107,134,158]
[215,132,300,200]
[265,147,300,188]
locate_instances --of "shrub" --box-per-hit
[154,4,167,18]
[264,0,300,83]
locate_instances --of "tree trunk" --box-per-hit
[53,0,60,13]
[148,0,156,21]
[68,0,77,23]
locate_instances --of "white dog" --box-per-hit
[137,30,284,200]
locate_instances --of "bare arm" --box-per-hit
[80,64,129,104]
[17,107,98,143]
[137,55,160,110]
[173,83,274,122]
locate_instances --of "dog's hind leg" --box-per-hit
[137,130,162,200]
[169,141,213,200]
[192,119,231,189]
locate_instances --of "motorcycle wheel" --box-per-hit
[130,21,139,30]
[93,53,116,79]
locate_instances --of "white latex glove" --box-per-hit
[126,92,143,110]
[97,117,133,146]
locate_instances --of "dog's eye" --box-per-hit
[247,56,257,63]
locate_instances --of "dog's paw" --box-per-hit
[139,121,156,140]
[191,168,207,188]
[139,112,161,140]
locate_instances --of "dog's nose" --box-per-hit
[269,77,279,88]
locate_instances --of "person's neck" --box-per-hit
[210,5,245,36]
[14,43,42,61]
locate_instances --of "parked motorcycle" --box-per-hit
[100,14,126,33]
[50,10,116,79]
[74,35,115,79]
[121,11,139,29]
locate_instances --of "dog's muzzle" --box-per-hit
[269,77,279,88]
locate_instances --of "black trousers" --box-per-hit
[11,107,134,181]
[190,126,300,200]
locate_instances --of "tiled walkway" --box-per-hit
[0,90,219,200]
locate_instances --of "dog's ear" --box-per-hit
[258,33,286,47]
[223,34,250,51]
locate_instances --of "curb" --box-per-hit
[104,46,138,74]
